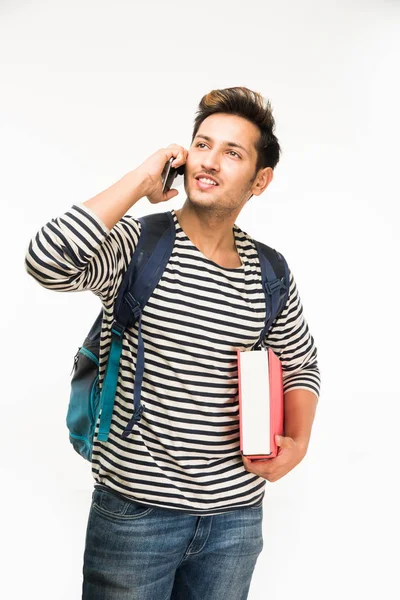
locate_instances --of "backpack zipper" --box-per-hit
[70,346,100,376]
[70,348,81,375]
[80,346,99,365]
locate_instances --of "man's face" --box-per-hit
[184,113,266,215]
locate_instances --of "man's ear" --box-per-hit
[251,167,274,197]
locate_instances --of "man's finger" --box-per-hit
[275,435,295,447]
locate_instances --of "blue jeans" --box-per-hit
[82,484,264,599]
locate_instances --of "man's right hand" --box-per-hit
[82,143,189,231]
[135,144,189,204]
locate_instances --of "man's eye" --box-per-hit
[196,143,240,158]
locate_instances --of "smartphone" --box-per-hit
[161,158,185,193]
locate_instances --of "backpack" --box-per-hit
[67,210,290,461]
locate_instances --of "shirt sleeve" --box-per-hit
[264,268,321,400]
[24,202,142,305]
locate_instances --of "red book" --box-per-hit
[237,347,284,460]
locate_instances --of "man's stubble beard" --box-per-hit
[184,178,254,218]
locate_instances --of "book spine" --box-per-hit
[237,349,243,454]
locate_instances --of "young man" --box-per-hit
[25,87,320,599]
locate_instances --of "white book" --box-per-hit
[237,347,284,460]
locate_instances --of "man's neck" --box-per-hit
[175,201,238,258]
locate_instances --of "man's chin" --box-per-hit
[185,185,218,202]
[186,192,218,208]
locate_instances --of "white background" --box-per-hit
[1,1,399,598]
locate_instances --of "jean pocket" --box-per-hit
[92,486,154,520]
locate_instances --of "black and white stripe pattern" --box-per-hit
[25,202,321,515]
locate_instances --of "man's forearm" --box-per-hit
[83,170,147,231]
[283,389,318,453]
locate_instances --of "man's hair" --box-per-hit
[191,86,281,176]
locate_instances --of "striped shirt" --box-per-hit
[25,202,321,515]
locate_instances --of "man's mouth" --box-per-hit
[195,175,219,190]
[196,179,218,190]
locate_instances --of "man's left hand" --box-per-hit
[242,435,307,482]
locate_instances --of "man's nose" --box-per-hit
[201,150,220,172]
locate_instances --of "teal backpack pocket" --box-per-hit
[67,342,100,461]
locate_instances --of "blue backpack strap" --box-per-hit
[97,211,175,442]
[252,242,290,350]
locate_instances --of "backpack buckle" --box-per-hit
[111,322,126,337]
[125,293,142,321]
[264,278,282,296]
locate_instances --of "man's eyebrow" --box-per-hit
[193,134,250,155]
